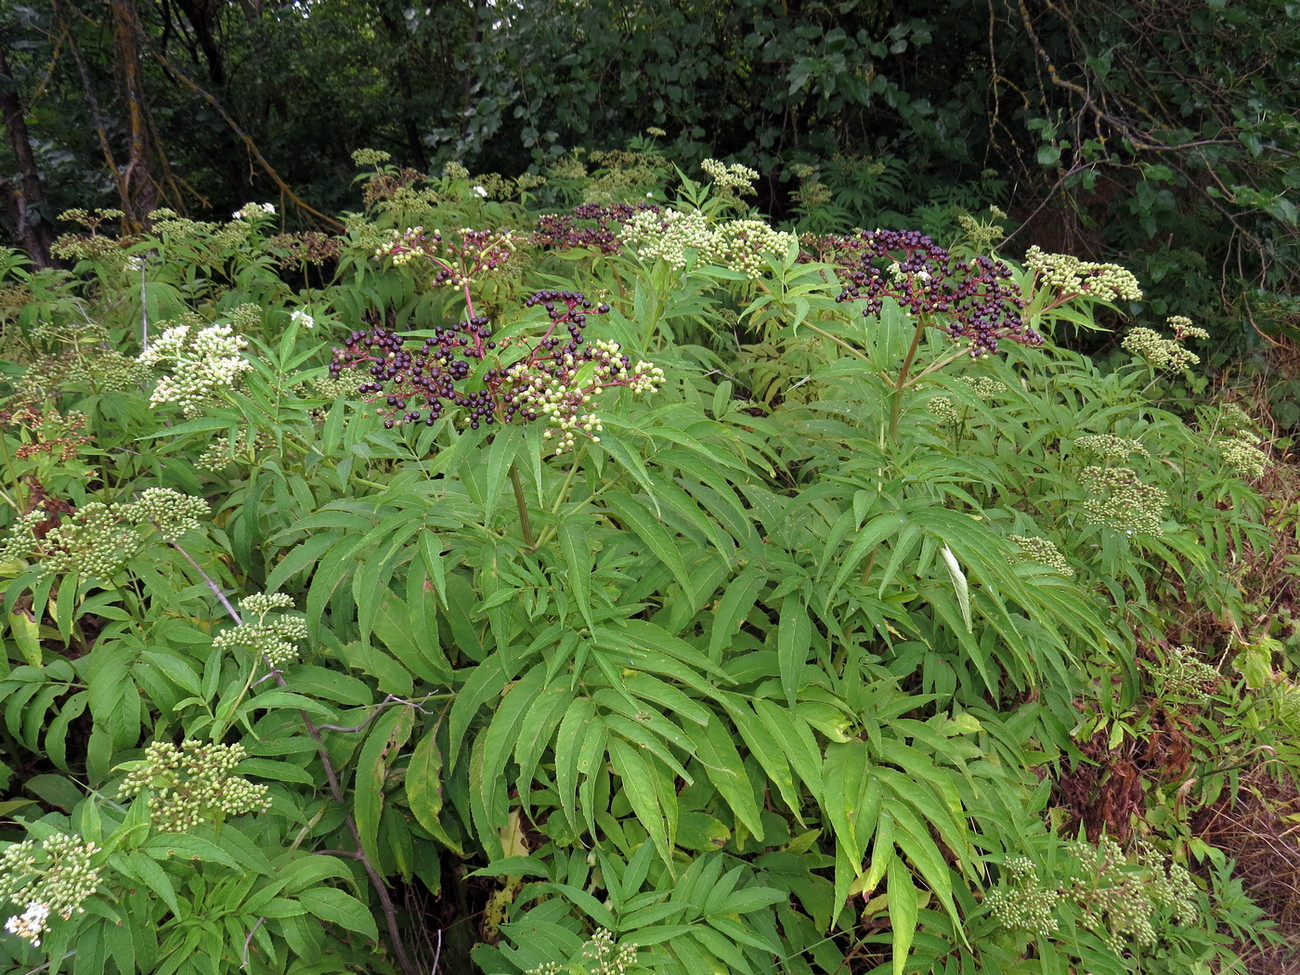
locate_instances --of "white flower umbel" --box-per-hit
[138,323,252,416]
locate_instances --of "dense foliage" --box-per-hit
[0,155,1294,975]
[2,1,1297,347]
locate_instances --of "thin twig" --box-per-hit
[171,539,418,975]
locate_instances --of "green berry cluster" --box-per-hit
[353,148,393,167]
[1153,644,1220,706]
[958,376,1008,399]
[16,323,145,397]
[118,739,271,832]
[927,396,962,424]
[985,856,1062,936]
[1080,466,1167,537]
[212,592,308,667]
[1008,535,1074,577]
[0,831,101,947]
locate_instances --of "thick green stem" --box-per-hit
[888,315,930,440]
[509,462,535,548]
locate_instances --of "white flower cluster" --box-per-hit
[212,592,308,667]
[1025,245,1144,303]
[138,322,252,416]
[620,209,796,278]
[1,832,101,947]
[231,202,275,220]
[701,158,761,194]
[119,739,271,832]
[289,308,315,330]
[4,902,49,946]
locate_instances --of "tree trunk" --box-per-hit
[108,0,160,229]
[0,45,56,266]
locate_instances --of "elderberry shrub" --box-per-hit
[805,229,1039,357]
[329,291,664,454]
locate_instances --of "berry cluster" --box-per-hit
[809,229,1039,357]
[376,226,515,287]
[330,291,664,454]
[532,202,660,255]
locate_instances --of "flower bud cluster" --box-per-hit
[1074,434,1148,463]
[988,840,1198,954]
[212,592,307,667]
[956,208,1007,249]
[701,158,760,195]
[959,376,1008,399]
[818,229,1038,357]
[1080,466,1167,537]
[1008,535,1074,577]
[353,148,393,167]
[375,226,515,287]
[1217,433,1268,480]
[927,397,961,424]
[138,321,252,416]
[330,291,664,453]
[17,323,145,397]
[985,856,1062,936]
[533,202,660,255]
[119,739,270,832]
[1122,319,1205,371]
[122,487,210,541]
[1153,644,1220,706]
[620,209,796,278]
[197,430,276,472]
[1024,246,1144,303]
[1,832,101,946]
[0,489,208,577]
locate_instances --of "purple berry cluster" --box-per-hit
[329,290,664,452]
[532,202,661,255]
[806,230,1040,357]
